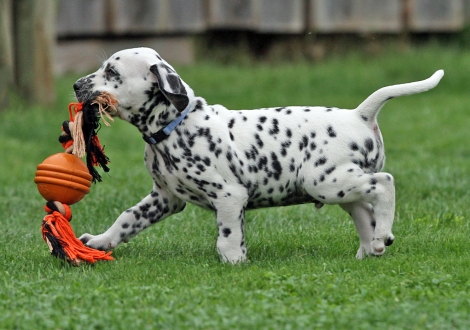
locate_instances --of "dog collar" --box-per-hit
[142,102,192,144]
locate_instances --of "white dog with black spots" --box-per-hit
[73,47,443,263]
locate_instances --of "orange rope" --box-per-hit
[68,102,83,121]
[42,203,114,265]
[66,100,110,163]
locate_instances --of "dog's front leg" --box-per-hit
[79,189,186,251]
[213,191,248,264]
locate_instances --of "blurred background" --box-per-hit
[0,0,469,108]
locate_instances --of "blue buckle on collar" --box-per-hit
[142,102,192,145]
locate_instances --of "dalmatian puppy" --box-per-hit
[74,47,443,263]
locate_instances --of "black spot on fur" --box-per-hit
[364,138,374,152]
[314,157,327,167]
[325,166,336,175]
[255,134,264,148]
[271,152,283,180]
[269,118,280,135]
[327,126,337,138]
[349,142,359,151]
[289,163,295,172]
[298,135,308,151]
[286,128,292,138]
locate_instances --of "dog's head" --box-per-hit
[73,47,192,127]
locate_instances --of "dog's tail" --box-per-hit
[355,70,444,121]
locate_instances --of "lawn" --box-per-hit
[1,44,469,329]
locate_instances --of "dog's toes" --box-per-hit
[371,238,386,256]
[218,250,247,264]
[79,233,115,251]
[79,233,93,245]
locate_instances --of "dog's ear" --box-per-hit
[150,63,189,112]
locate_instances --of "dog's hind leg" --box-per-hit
[366,172,396,255]
[340,201,376,259]
[79,187,186,251]
[305,169,395,257]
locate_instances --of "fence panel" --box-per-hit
[110,0,206,34]
[57,0,106,37]
[110,0,164,34]
[167,0,207,32]
[256,0,305,33]
[209,0,254,29]
[310,0,402,33]
[408,0,464,31]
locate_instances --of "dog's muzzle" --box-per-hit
[73,78,96,103]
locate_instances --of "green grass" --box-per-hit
[1,44,470,329]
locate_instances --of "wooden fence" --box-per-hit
[1,0,469,108]
[57,0,467,37]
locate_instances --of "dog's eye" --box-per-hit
[106,67,119,78]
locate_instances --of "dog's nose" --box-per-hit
[73,81,83,92]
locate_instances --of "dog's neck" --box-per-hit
[124,91,181,135]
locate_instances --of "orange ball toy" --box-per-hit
[34,153,93,205]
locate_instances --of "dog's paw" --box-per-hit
[79,233,117,251]
[220,254,247,264]
[217,247,247,264]
[370,233,395,256]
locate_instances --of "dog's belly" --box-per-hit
[246,191,315,209]
[172,182,315,211]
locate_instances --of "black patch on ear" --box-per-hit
[166,75,183,92]
[150,64,189,112]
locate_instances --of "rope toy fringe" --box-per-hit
[42,201,114,265]
[39,91,118,265]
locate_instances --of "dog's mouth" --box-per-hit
[81,91,119,126]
